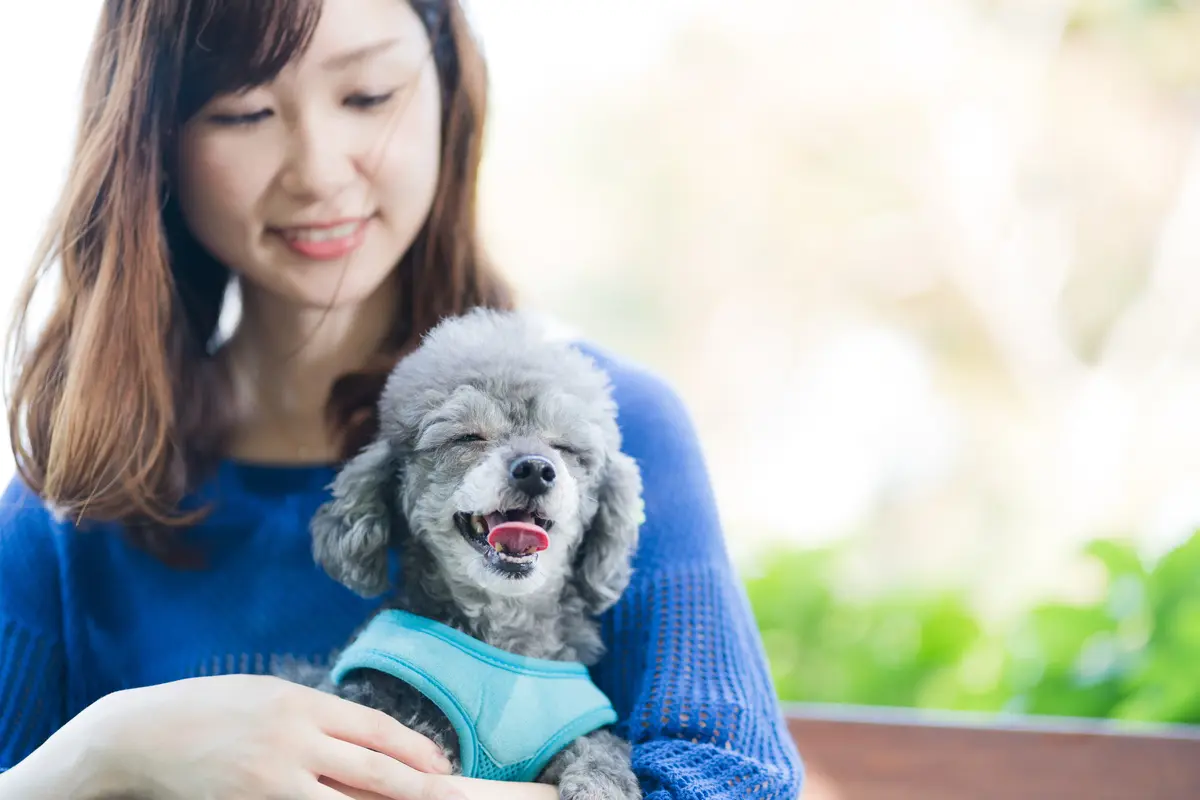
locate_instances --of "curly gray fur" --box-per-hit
[284,309,644,799]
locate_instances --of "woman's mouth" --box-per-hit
[273,218,370,261]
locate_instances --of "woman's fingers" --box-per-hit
[313,690,450,775]
[313,736,463,800]
[317,776,400,800]
[310,779,370,800]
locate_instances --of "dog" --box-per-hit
[292,309,645,799]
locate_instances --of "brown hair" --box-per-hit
[4,0,512,557]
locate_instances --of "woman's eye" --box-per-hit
[209,109,273,126]
[346,90,396,110]
[205,91,394,126]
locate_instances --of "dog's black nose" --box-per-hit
[510,455,556,496]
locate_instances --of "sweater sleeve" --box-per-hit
[0,477,68,773]
[585,351,804,799]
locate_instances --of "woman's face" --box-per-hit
[177,0,441,311]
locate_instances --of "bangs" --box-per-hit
[177,0,324,121]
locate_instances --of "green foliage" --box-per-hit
[745,529,1200,724]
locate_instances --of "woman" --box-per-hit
[0,0,803,798]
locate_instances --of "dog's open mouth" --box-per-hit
[455,510,554,577]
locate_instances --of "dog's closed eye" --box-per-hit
[550,442,594,467]
[416,422,489,451]
[453,433,487,445]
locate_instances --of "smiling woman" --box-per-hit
[179,0,460,468]
[0,0,802,798]
[177,1,442,310]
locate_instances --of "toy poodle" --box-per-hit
[290,309,645,799]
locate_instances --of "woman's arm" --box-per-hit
[0,475,478,800]
[4,756,560,800]
[0,712,129,800]
[0,620,66,783]
[585,349,804,799]
[0,479,69,778]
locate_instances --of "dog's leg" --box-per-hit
[538,729,640,800]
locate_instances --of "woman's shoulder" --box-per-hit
[0,473,68,540]
[566,338,725,566]
[568,336,717,490]
[568,339,697,447]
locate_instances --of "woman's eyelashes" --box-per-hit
[206,90,399,127]
[208,108,273,127]
[344,90,397,110]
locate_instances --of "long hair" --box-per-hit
[4,0,512,558]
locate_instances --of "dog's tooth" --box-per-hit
[472,515,485,535]
[496,542,506,553]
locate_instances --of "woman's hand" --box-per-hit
[1,673,465,800]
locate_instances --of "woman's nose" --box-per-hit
[278,121,359,202]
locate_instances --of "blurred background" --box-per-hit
[4,0,1200,724]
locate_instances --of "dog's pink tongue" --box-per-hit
[486,521,550,553]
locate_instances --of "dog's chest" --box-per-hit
[331,620,590,770]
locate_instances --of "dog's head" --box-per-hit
[311,309,644,611]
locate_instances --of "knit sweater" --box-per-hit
[0,344,803,798]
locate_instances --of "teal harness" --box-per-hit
[329,609,618,782]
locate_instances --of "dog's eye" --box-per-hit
[551,442,582,457]
[453,433,487,445]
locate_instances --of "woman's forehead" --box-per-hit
[299,0,430,69]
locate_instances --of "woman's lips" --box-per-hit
[274,218,370,260]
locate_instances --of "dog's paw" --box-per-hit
[557,768,641,800]
[540,729,638,800]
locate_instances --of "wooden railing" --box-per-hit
[785,703,1200,799]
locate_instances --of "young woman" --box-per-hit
[0,0,803,798]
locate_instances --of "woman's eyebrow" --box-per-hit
[321,37,404,71]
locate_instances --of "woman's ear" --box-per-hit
[573,450,645,615]
[311,438,406,597]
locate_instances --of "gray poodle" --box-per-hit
[292,309,645,799]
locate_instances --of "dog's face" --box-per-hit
[402,380,606,597]
[311,309,644,612]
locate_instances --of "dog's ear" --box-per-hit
[574,450,645,615]
[311,437,405,597]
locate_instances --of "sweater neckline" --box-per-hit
[213,458,340,496]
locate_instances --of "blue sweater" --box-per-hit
[0,345,803,798]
